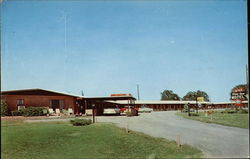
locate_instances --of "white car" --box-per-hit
[103,108,120,115]
[138,106,153,113]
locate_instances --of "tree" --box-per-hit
[183,90,210,102]
[1,100,9,116]
[161,90,181,100]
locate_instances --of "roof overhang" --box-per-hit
[108,100,212,105]
[84,96,136,101]
[1,88,83,98]
[1,88,135,100]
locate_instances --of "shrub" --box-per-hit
[11,107,48,116]
[23,107,48,116]
[220,109,237,114]
[181,103,190,113]
[43,109,48,114]
[70,118,92,126]
[190,112,199,116]
[11,110,22,116]
[1,100,9,116]
[237,109,248,114]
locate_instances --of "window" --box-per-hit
[50,99,65,111]
[17,99,24,106]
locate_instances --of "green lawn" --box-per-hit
[176,111,249,129]
[1,120,203,159]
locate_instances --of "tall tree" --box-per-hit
[183,90,210,101]
[161,90,181,100]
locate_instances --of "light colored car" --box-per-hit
[103,108,120,115]
[138,106,153,113]
[120,106,138,116]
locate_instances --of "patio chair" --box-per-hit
[68,108,73,115]
[48,108,55,114]
[55,109,61,115]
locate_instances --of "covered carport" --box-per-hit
[76,96,136,116]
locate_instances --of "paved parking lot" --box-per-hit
[96,111,249,158]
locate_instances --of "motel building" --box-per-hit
[1,88,248,116]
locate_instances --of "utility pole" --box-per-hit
[137,84,140,100]
[246,64,249,108]
[246,64,248,87]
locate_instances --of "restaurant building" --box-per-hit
[1,88,135,115]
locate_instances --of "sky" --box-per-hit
[1,0,248,102]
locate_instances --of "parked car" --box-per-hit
[103,108,120,115]
[120,106,138,116]
[138,105,153,113]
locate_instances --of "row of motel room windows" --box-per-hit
[16,99,65,111]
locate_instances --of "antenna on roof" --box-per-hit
[81,90,84,96]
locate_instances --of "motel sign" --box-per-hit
[231,86,247,106]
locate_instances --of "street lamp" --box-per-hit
[92,103,95,123]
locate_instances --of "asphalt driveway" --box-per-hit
[96,111,249,158]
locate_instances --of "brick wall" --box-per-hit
[1,95,77,112]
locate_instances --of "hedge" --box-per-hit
[11,107,48,116]
[189,112,199,116]
[70,119,92,126]
[1,100,9,116]
[220,108,248,114]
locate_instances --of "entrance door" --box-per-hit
[77,100,85,114]
[51,100,60,111]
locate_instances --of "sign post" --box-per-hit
[92,103,95,123]
[196,97,204,113]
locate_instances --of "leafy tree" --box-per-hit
[182,91,196,101]
[1,100,9,116]
[161,90,181,100]
[183,90,209,102]
[196,90,210,101]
